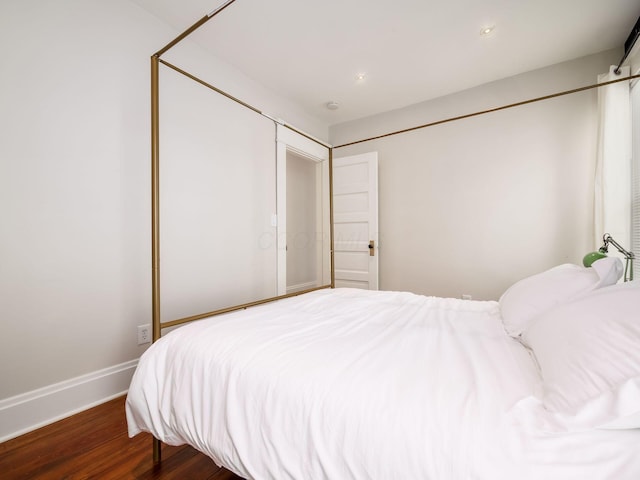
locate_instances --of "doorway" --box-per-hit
[286,151,321,293]
[276,126,330,295]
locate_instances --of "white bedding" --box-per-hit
[126,288,640,479]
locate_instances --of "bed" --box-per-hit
[126,259,640,479]
[136,4,640,477]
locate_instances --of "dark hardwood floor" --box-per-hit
[0,396,245,479]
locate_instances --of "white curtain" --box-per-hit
[594,65,632,250]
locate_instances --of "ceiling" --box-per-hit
[133,0,640,125]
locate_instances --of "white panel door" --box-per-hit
[333,152,379,290]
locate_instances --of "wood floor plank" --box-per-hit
[0,396,244,480]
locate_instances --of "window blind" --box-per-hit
[631,78,640,275]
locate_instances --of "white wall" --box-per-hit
[330,50,619,300]
[159,66,278,322]
[0,0,328,440]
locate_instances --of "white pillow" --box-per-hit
[591,255,624,286]
[499,258,622,337]
[521,281,640,431]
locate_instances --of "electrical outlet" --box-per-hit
[137,324,151,345]
[462,294,472,300]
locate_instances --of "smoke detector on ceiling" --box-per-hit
[480,25,495,36]
[326,101,339,110]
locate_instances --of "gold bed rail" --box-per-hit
[333,72,640,149]
[159,285,332,330]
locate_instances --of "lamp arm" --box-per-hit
[602,234,635,260]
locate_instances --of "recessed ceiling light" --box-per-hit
[356,73,366,81]
[326,101,339,110]
[480,25,495,36]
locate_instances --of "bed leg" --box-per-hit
[153,437,162,464]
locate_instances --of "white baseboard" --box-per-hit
[286,281,319,294]
[0,359,138,443]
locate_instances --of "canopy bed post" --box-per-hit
[150,54,161,345]
[329,147,335,288]
[149,1,237,465]
[150,53,162,465]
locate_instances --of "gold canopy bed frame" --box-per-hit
[149,0,639,463]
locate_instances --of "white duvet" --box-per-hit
[126,288,640,479]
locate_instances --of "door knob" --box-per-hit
[368,240,375,257]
